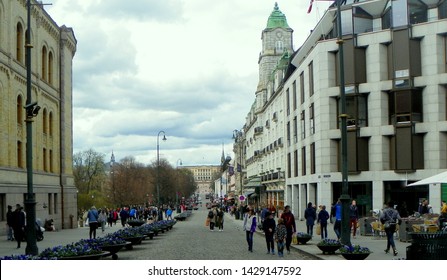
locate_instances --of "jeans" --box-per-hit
[320,223,328,239]
[334,220,341,239]
[246,231,254,251]
[307,224,314,236]
[277,241,285,255]
[385,227,396,250]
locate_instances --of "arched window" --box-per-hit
[43,108,48,134]
[49,111,53,136]
[17,95,23,124]
[48,51,54,85]
[16,23,23,62]
[17,141,23,168]
[42,46,47,81]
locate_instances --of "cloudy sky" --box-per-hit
[45,0,332,167]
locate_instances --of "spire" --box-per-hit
[221,143,225,164]
[266,2,290,29]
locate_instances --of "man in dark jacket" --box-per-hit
[262,212,276,254]
[11,204,25,248]
[6,205,14,241]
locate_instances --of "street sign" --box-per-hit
[239,195,245,201]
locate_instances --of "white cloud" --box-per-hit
[46,0,331,166]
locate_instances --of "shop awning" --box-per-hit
[243,188,255,197]
[244,177,262,188]
[407,171,447,186]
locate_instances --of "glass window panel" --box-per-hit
[408,0,427,24]
[341,9,353,35]
[392,0,409,28]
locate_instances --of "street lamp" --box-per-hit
[335,0,351,246]
[156,131,167,206]
[233,129,244,219]
[110,151,115,205]
[24,0,39,256]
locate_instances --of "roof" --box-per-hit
[266,2,289,29]
[407,171,447,186]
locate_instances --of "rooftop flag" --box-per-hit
[307,0,337,14]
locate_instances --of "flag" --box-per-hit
[307,0,314,13]
[307,0,337,14]
[228,166,234,176]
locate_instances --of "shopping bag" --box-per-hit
[205,218,210,227]
[316,224,321,236]
[292,234,298,245]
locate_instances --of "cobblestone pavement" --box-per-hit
[0,206,317,260]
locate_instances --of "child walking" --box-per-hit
[274,218,287,257]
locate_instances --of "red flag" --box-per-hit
[307,0,314,13]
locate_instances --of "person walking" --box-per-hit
[280,205,296,254]
[217,207,225,231]
[317,205,330,239]
[208,207,216,231]
[6,205,14,241]
[380,201,402,256]
[349,200,359,239]
[333,200,342,240]
[120,207,129,227]
[243,207,257,252]
[274,218,287,257]
[262,211,276,254]
[98,208,107,233]
[11,204,25,248]
[87,206,99,239]
[304,202,317,236]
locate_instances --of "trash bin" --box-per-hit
[406,232,447,260]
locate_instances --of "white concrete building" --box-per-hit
[239,0,447,218]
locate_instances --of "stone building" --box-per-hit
[0,0,77,233]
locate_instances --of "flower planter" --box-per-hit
[123,236,144,250]
[59,251,109,260]
[296,236,312,245]
[317,245,341,255]
[341,253,370,260]
[99,242,131,260]
[127,220,145,227]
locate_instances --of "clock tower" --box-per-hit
[256,2,293,110]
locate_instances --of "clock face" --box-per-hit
[276,31,283,38]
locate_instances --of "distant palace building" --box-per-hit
[179,165,220,194]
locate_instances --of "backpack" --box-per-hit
[208,211,214,219]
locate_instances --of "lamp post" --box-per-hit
[233,129,244,219]
[156,131,167,206]
[24,0,40,256]
[335,0,351,246]
[176,158,182,213]
[110,151,115,205]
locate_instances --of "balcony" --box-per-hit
[254,126,263,135]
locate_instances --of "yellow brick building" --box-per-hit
[0,0,77,233]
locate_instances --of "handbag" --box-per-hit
[205,218,210,227]
[292,234,298,245]
[316,224,321,235]
[384,221,391,229]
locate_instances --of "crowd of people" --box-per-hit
[80,204,182,239]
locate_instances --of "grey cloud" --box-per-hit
[90,0,184,22]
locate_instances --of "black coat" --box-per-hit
[262,217,276,235]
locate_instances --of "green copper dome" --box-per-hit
[266,2,289,29]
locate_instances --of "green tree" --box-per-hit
[73,149,107,210]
